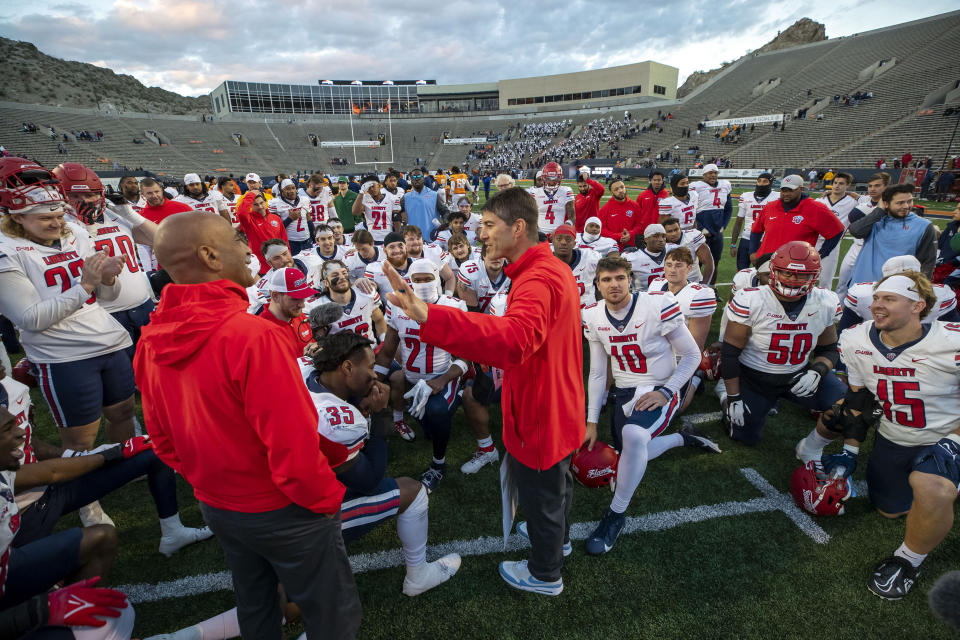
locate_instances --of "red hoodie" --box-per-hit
[598,196,643,249]
[133,280,345,514]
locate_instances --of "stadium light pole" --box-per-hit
[940,104,960,171]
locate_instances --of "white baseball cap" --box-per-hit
[780,175,804,190]
[183,173,201,185]
[702,164,719,174]
[244,173,261,183]
[280,178,295,190]
[881,255,922,277]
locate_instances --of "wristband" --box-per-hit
[657,387,674,402]
[727,393,742,403]
[842,443,860,455]
[443,289,453,297]
[377,332,386,344]
[374,364,390,376]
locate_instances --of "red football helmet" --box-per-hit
[769,241,821,299]
[0,157,65,216]
[542,162,562,189]
[790,461,852,516]
[52,162,105,225]
[11,358,37,388]
[699,347,721,381]
[571,441,619,489]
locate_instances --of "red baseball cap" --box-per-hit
[553,224,576,238]
[264,267,314,299]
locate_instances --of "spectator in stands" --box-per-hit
[140,177,192,225]
[597,180,642,250]
[495,174,515,190]
[849,184,936,281]
[937,171,955,200]
[574,168,605,232]
[237,192,290,275]
[749,175,844,260]
[404,169,448,239]
[333,177,358,235]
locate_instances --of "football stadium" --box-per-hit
[0,3,959,638]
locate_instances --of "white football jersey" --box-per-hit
[314,287,381,342]
[582,291,685,390]
[0,376,35,466]
[576,234,618,256]
[457,260,510,313]
[383,187,405,215]
[844,281,957,325]
[554,248,600,307]
[298,359,368,461]
[174,191,225,217]
[344,246,384,280]
[732,267,759,293]
[246,272,271,312]
[672,228,707,283]
[220,192,240,227]
[625,245,678,291]
[0,469,20,597]
[462,213,482,242]
[361,192,397,242]
[737,192,776,240]
[0,222,131,363]
[386,295,467,382]
[530,186,574,234]
[840,321,960,447]
[298,245,350,288]
[299,186,335,224]
[269,196,312,242]
[78,209,153,312]
[690,179,732,213]
[851,197,881,250]
[725,285,841,375]
[816,193,858,228]
[365,258,414,301]
[659,192,700,229]
[409,243,449,270]
[648,279,717,320]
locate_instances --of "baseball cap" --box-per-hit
[536,170,543,178]
[644,224,666,238]
[264,267,315,299]
[337,176,348,183]
[881,255,922,277]
[280,178,295,190]
[702,163,719,174]
[781,175,804,190]
[183,173,201,185]
[244,172,261,183]
[553,224,576,238]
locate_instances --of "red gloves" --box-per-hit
[101,435,152,463]
[48,577,127,627]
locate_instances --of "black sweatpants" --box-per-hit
[509,452,574,582]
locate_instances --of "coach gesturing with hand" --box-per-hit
[384,187,584,596]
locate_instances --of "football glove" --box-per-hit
[822,445,859,479]
[48,577,127,628]
[104,191,127,205]
[790,362,829,398]
[403,379,432,420]
[100,436,152,463]
[913,436,960,487]
[725,393,748,428]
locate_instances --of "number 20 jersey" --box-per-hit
[724,285,840,375]
[79,209,153,312]
[839,321,960,447]
[581,291,684,390]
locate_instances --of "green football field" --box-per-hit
[15,180,959,638]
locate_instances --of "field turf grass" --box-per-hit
[17,180,959,638]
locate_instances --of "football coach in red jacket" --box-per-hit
[384,187,585,596]
[134,213,361,639]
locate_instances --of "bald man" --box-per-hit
[133,213,361,639]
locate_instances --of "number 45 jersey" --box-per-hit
[724,285,840,376]
[581,291,684,390]
[839,321,960,447]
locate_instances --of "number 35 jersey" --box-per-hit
[581,291,684,390]
[0,221,131,363]
[386,295,467,382]
[839,321,960,447]
[725,285,840,375]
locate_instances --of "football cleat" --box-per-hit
[585,509,626,555]
[789,460,851,516]
[516,521,572,557]
[868,555,918,600]
[498,559,563,596]
[679,427,722,453]
[571,442,619,488]
[460,447,499,474]
[402,554,461,596]
[420,462,446,493]
[159,526,214,557]
[394,419,416,442]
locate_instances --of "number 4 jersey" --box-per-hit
[386,295,467,382]
[840,321,960,447]
[725,285,840,375]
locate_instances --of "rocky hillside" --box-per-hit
[0,37,209,115]
[678,18,827,98]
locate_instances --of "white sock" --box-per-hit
[610,424,650,514]
[133,415,144,437]
[800,429,833,463]
[690,376,702,390]
[159,513,184,537]
[648,433,683,461]
[432,457,445,466]
[894,542,926,568]
[393,410,403,422]
[196,607,241,639]
[397,486,429,568]
[714,378,726,402]
[477,436,494,450]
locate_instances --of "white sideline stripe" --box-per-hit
[115,466,830,604]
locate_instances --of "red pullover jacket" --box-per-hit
[636,185,668,232]
[420,242,585,469]
[598,196,643,249]
[574,178,605,232]
[133,280,345,514]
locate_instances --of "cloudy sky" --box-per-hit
[0,0,954,97]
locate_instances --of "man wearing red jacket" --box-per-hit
[237,191,289,275]
[383,188,584,597]
[134,213,361,639]
[574,171,605,232]
[635,171,668,234]
[597,180,643,250]
[750,175,845,260]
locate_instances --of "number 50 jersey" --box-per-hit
[839,321,960,447]
[724,285,840,375]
